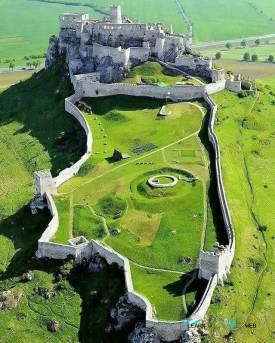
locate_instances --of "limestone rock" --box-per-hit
[180,329,201,343]
[111,294,142,330]
[88,253,106,272]
[22,271,33,282]
[128,322,160,343]
[45,35,59,69]
[30,196,47,214]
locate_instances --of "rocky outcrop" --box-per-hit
[45,35,59,69]
[88,253,106,272]
[95,56,129,83]
[180,329,201,343]
[128,322,160,343]
[110,294,143,330]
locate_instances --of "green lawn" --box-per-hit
[123,61,184,86]
[130,263,191,321]
[207,87,275,342]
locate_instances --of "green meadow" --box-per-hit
[207,86,275,342]
[53,93,222,320]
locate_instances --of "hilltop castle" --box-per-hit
[45,5,189,82]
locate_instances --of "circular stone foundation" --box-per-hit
[148,175,178,188]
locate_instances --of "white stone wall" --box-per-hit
[59,13,89,29]
[130,47,150,62]
[225,79,242,93]
[92,43,131,66]
[80,80,207,100]
[204,94,235,264]
[38,192,59,243]
[54,95,92,188]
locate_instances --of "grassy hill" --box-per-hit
[0,60,138,343]
[207,85,275,342]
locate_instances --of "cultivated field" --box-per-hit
[207,86,275,342]
[0,70,37,89]
[179,0,275,43]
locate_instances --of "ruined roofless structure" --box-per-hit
[55,5,189,83]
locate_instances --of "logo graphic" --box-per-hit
[229,319,236,329]
[181,318,193,326]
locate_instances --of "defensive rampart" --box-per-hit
[77,78,226,101]
[54,94,93,188]
[204,93,235,263]
[35,61,235,341]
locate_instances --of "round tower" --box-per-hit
[110,5,122,24]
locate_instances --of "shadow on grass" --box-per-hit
[0,57,86,177]
[83,95,166,114]
[163,271,196,297]
[68,264,144,343]
[0,205,52,282]
[198,105,228,246]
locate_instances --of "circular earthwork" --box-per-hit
[148,175,178,189]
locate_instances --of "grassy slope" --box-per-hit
[0,61,131,342]
[207,88,275,342]
[0,60,83,220]
[180,0,275,43]
[130,263,191,320]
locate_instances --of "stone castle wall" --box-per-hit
[54,94,92,188]
[91,43,131,66]
[204,93,235,264]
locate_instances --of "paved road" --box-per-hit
[192,33,275,49]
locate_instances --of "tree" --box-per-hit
[9,62,15,71]
[243,52,250,61]
[268,55,274,63]
[255,39,260,46]
[265,39,270,45]
[26,61,32,69]
[251,54,258,62]
[241,39,247,48]
[215,52,221,59]
[226,42,232,50]
[33,60,39,68]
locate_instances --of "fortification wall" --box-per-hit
[38,192,59,242]
[130,47,150,62]
[225,79,242,93]
[59,13,89,29]
[204,93,235,263]
[80,81,206,100]
[54,95,92,188]
[192,274,218,319]
[92,44,131,65]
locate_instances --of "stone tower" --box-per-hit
[110,5,122,24]
[34,170,57,196]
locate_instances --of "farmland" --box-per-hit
[3,0,275,68]
[180,0,275,43]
